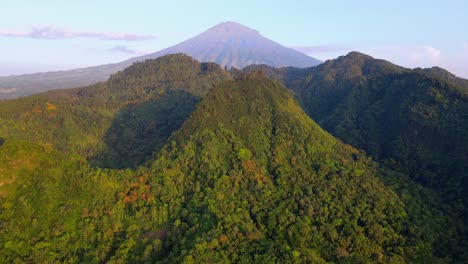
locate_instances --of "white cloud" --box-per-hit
[362,45,468,78]
[363,45,442,66]
[290,45,346,54]
[108,45,149,55]
[0,26,156,41]
[422,46,441,61]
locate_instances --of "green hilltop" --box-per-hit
[0,54,230,168]
[244,52,468,224]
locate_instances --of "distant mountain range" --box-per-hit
[0,22,321,99]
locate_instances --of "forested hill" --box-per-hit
[138,75,457,262]
[0,54,231,169]
[0,53,467,262]
[1,74,464,262]
[419,66,468,90]
[243,52,468,218]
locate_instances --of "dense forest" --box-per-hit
[0,54,467,263]
[244,52,468,230]
[0,54,230,168]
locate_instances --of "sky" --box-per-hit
[0,0,467,78]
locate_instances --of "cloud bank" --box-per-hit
[0,26,156,41]
[108,45,149,55]
[291,45,346,54]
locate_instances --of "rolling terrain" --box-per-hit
[0,54,467,262]
[244,52,468,216]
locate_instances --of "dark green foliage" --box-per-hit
[319,73,467,191]
[419,66,468,91]
[245,52,468,235]
[92,91,200,168]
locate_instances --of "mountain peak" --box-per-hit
[140,22,321,69]
[209,21,259,34]
[200,21,261,38]
[312,51,406,81]
[344,51,374,60]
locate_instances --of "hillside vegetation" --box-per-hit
[245,52,468,222]
[0,54,467,263]
[0,54,230,168]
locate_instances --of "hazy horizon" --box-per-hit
[1,0,467,78]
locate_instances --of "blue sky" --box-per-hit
[1,0,467,77]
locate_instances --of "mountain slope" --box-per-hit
[0,54,231,168]
[419,66,468,90]
[0,22,320,99]
[136,21,321,69]
[147,75,448,263]
[244,52,468,223]
[1,75,461,263]
[0,62,127,99]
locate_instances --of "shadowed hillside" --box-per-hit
[0,54,231,168]
[244,52,468,232]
